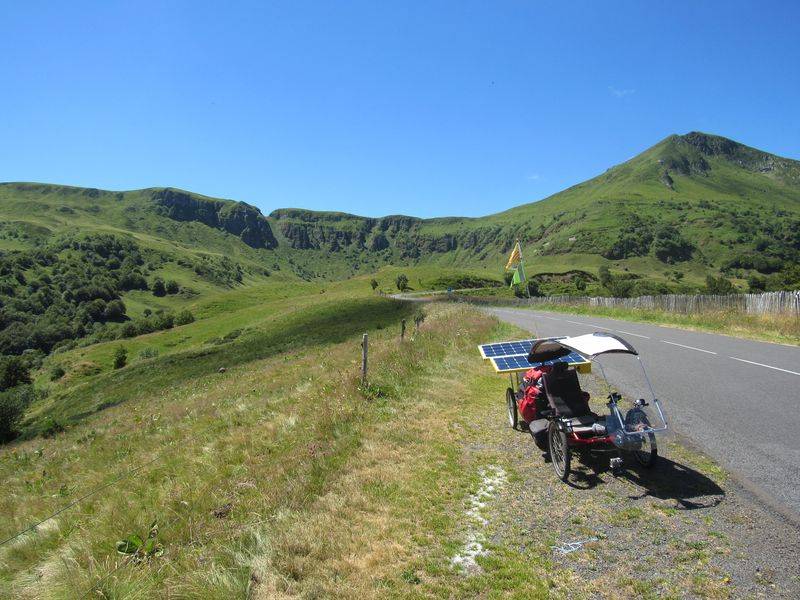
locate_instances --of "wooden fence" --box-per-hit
[447,290,800,317]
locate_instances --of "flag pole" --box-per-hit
[517,238,530,299]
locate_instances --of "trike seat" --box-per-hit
[542,362,592,419]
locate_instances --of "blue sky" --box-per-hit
[1,1,798,218]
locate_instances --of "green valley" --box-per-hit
[1,131,799,598]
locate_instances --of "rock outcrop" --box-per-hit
[151,189,277,249]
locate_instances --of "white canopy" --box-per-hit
[528,332,637,362]
[559,332,637,358]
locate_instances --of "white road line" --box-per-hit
[616,330,650,339]
[586,324,614,331]
[565,320,590,326]
[729,357,800,376]
[662,340,717,355]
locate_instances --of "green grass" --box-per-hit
[0,301,782,598]
[28,277,416,435]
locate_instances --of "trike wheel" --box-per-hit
[548,421,570,481]
[626,409,658,468]
[633,432,658,468]
[505,387,518,429]
[532,429,548,451]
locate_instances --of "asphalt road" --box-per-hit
[484,307,800,518]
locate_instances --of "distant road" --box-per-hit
[484,307,800,518]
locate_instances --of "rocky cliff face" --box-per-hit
[269,209,472,257]
[151,189,277,249]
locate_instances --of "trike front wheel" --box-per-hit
[548,421,571,481]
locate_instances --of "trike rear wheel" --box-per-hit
[506,387,518,429]
[548,421,571,481]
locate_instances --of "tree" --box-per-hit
[152,278,166,297]
[0,386,33,443]
[113,346,127,369]
[598,265,612,289]
[747,274,766,292]
[395,274,409,292]
[165,280,180,295]
[0,356,31,391]
[370,278,378,291]
[705,275,735,295]
[652,225,694,263]
[104,299,127,321]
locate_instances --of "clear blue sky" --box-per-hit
[1,1,798,218]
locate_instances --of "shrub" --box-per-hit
[120,322,138,338]
[747,274,767,292]
[165,280,180,295]
[153,313,174,330]
[104,299,127,321]
[0,355,32,392]
[395,274,409,292]
[598,265,612,289]
[40,415,65,438]
[50,365,66,381]
[113,346,128,369]
[0,386,33,442]
[151,278,166,297]
[370,278,378,291]
[705,275,735,294]
[139,347,159,360]
[175,309,195,326]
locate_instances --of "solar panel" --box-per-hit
[478,339,536,359]
[489,351,590,373]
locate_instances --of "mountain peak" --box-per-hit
[676,131,744,157]
[643,131,800,185]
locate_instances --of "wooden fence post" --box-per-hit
[401,319,406,340]
[361,333,368,385]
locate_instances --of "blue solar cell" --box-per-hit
[489,351,588,373]
[479,339,536,358]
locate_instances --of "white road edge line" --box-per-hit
[616,330,650,339]
[729,357,800,377]
[565,320,589,326]
[662,340,717,355]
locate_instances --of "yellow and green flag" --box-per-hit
[510,262,526,288]
[505,241,522,270]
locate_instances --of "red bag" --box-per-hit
[518,384,541,422]
[518,365,552,422]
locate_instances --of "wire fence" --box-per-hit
[445,290,800,317]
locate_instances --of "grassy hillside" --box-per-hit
[272,132,800,292]
[2,303,792,598]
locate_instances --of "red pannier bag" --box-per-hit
[517,365,552,422]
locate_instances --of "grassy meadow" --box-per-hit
[2,294,789,598]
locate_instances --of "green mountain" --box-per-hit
[0,132,798,360]
[270,132,800,285]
